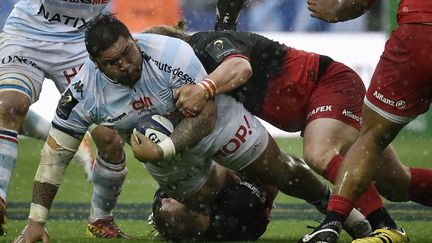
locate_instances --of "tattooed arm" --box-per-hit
[131,99,216,162]
[170,99,216,152]
[13,131,82,243]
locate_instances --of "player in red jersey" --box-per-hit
[146,0,410,242]
[299,0,432,242]
[149,174,278,242]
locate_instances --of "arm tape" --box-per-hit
[158,137,176,159]
[49,127,81,152]
[29,203,49,223]
[197,78,217,98]
[35,128,80,185]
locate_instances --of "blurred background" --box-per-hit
[1,0,429,138]
[0,0,388,35]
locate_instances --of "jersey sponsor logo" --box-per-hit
[342,109,361,123]
[107,112,127,123]
[56,89,78,120]
[213,39,224,51]
[152,59,196,84]
[239,181,266,203]
[306,105,332,120]
[373,91,406,109]
[37,4,89,29]
[132,96,153,110]
[63,64,84,84]
[72,80,84,98]
[205,37,239,62]
[395,100,406,109]
[1,56,38,68]
[214,115,252,158]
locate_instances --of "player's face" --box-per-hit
[95,36,142,86]
[160,198,208,228]
[160,197,194,218]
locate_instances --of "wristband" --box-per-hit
[29,203,49,223]
[197,78,217,98]
[158,137,176,159]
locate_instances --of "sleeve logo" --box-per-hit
[205,37,239,62]
[56,89,79,120]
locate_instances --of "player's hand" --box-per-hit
[130,129,163,162]
[12,220,49,243]
[174,84,208,117]
[307,0,341,22]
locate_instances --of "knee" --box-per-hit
[94,131,125,163]
[304,148,333,175]
[289,156,316,177]
[0,93,31,128]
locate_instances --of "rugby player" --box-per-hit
[0,0,113,237]
[150,1,410,242]
[299,0,432,242]
[149,174,278,241]
[14,13,368,243]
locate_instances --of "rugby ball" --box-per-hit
[136,114,174,144]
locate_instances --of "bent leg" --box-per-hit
[376,145,432,206]
[335,106,403,203]
[89,126,126,221]
[0,90,31,199]
[374,146,411,201]
[303,118,358,174]
[304,117,398,230]
[240,135,328,204]
[304,118,384,215]
[87,126,129,238]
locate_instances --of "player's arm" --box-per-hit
[208,56,252,94]
[175,56,252,114]
[13,128,83,243]
[171,98,216,151]
[131,99,216,162]
[307,0,376,23]
[31,130,82,212]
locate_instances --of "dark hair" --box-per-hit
[150,189,203,241]
[143,20,190,42]
[150,180,270,242]
[205,180,269,241]
[85,13,132,58]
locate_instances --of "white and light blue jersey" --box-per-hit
[3,0,111,42]
[52,34,207,138]
[144,93,269,199]
[51,33,269,199]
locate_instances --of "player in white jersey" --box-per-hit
[132,96,371,241]
[136,95,328,202]
[0,0,122,238]
[131,95,338,241]
[11,13,221,243]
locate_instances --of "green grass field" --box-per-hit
[2,135,432,242]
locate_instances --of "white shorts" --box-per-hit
[145,95,269,200]
[0,32,88,102]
